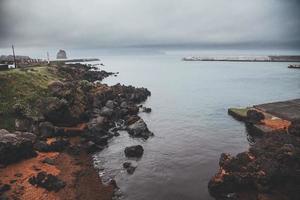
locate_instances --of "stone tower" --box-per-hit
[56,49,67,59]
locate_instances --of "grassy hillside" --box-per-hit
[0,66,60,129]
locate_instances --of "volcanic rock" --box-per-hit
[124,145,144,158]
[127,119,153,139]
[0,129,37,165]
[28,171,66,192]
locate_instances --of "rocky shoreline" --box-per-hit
[0,63,153,199]
[208,109,300,200]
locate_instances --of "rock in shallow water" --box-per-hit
[127,119,153,139]
[124,145,144,158]
[123,161,138,174]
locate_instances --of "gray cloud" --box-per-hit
[0,0,300,49]
[0,0,9,43]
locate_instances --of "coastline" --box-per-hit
[0,63,152,199]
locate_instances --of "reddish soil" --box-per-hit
[0,137,114,200]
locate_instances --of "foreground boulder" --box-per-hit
[127,119,153,139]
[28,172,66,192]
[124,145,144,158]
[0,129,37,165]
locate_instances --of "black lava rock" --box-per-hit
[124,145,144,158]
[28,172,66,192]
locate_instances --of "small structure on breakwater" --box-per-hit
[288,64,300,69]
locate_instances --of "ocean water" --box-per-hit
[91,51,300,200]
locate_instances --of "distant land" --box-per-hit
[182,55,300,62]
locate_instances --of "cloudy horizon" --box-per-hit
[0,0,300,50]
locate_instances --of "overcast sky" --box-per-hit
[0,0,300,49]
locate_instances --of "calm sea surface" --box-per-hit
[91,51,300,200]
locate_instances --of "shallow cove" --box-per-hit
[93,52,300,200]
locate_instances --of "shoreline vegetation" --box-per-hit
[0,62,153,199]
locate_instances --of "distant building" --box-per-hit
[56,49,67,59]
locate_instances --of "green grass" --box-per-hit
[0,66,60,117]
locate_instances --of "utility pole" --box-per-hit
[12,45,17,68]
[47,52,50,64]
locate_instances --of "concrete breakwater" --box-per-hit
[288,64,300,69]
[183,55,300,62]
[50,58,100,63]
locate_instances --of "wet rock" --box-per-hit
[127,119,153,139]
[109,179,118,189]
[247,109,265,123]
[84,70,113,82]
[126,115,140,125]
[123,162,131,169]
[124,145,144,158]
[219,153,233,168]
[126,166,136,174]
[28,172,66,192]
[123,161,138,174]
[86,116,111,145]
[87,116,108,133]
[127,106,139,115]
[0,129,37,165]
[141,107,152,113]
